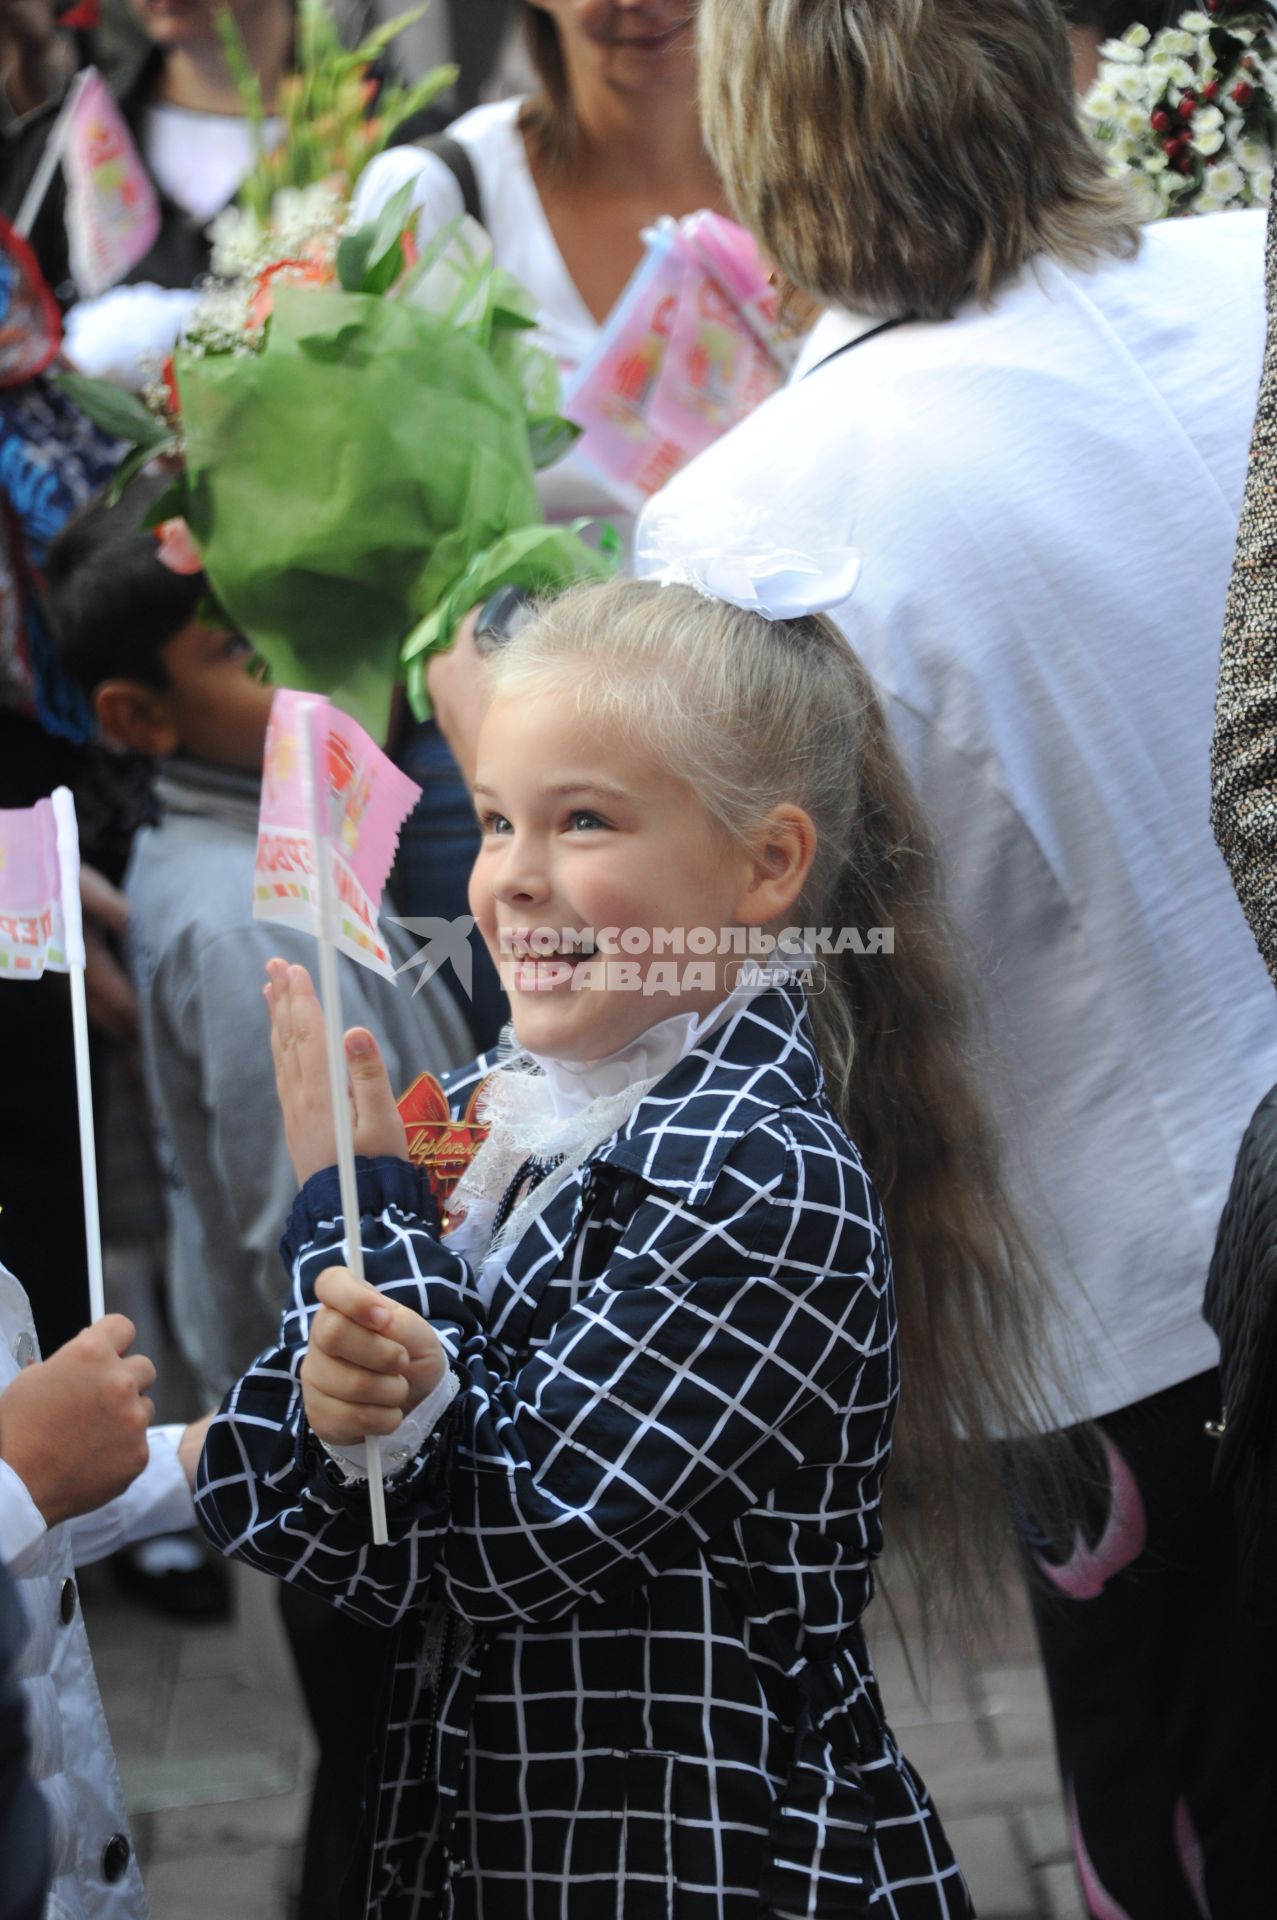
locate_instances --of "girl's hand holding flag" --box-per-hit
[304,1268,446,1452]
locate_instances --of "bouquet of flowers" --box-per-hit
[217,0,454,223]
[1083,3,1277,216]
[60,195,614,737]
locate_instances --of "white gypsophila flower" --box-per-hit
[1101,35,1143,63]
[185,279,256,352]
[1255,167,1274,202]
[1205,160,1245,198]
[1194,126,1227,155]
[1180,11,1212,31]
[1165,59,1196,87]
[1084,80,1121,118]
[1158,28,1197,58]
[1237,136,1271,170]
[1107,135,1136,165]
[1194,104,1225,133]
[269,182,343,260]
[208,206,266,280]
[1126,22,1151,49]
[1118,102,1149,136]
[1144,150,1171,173]
[1116,66,1149,100]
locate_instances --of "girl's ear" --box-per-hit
[94,681,181,758]
[736,804,818,927]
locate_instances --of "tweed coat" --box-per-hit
[1214,202,1277,986]
[196,987,971,1919]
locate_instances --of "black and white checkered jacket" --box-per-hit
[196,986,972,1919]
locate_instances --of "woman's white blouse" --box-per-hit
[638,209,1277,1430]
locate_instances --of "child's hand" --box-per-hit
[265,959,409,1185]
[302,1267,448,1446]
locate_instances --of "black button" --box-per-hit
[58,1578,76,1626]
[102,1833,131,1882]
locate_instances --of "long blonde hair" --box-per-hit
[696,0,1142,320]
[489,578,1065,1622]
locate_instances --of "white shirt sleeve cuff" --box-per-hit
[321,1368,460,1487]
[65,1424,196,1569]
[0,1458,47,1573]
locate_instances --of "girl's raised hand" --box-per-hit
[265,959,409,1185]
[302,1266,448,1446]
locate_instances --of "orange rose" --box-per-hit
[248,257,333,331]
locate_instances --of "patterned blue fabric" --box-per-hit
[196,986,972,1919]
[0,378,120,741]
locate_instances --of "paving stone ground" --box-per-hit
[80,1554,1083,1919]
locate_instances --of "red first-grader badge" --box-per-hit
[396,1073,493,1230]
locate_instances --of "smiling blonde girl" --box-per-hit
[197,577,1054,1920]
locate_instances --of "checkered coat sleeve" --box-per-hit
[196,990,971,1920]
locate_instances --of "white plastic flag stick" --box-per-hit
[304,726,389,1547]
[51,788,105,1325]
[14,71,82,238]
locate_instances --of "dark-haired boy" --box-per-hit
[48,474,470,1404]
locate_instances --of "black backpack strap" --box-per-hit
[410,132,484,228]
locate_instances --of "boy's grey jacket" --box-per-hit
[126,757,471,1400]
[196,987,971,1919]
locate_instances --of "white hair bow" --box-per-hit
[636,507,861,622]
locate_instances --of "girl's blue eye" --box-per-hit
[568,810,609,831]
[480,811,512,834]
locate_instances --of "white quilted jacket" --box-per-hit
[0,1261,193,1919]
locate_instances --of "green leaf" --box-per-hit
[52,371,170,450]
[362,236,405,297]
[350,2,428,66]
[376,66,459,151]
[526,415,580,471]
[104,440,180,505]
[138,473,189,531]
[337,179,415,294]
[365,179,417,270]
[105,444,154,506]
[336,229,375,292]
[214,5,268,212]
[488,266,539,332]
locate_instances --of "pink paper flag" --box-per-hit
[253,690,421,980]
[62,69,161,298]
[563,212,787,513]
[0,794,83,978]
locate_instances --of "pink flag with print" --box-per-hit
[0,792,83,978]
[253,689,420,979]
[62,68,161,298]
